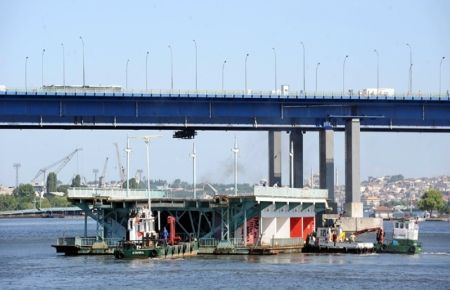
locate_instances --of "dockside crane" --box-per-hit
[98,157,109,188]
[114,143,126,187]
[31,148,82,193]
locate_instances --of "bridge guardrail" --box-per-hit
[2,87,449,101]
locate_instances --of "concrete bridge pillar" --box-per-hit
[319,128,336,212]
[268,131,282,186]
[344,118,363,217]
[289,130,303,188]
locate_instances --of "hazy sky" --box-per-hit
[1,0,449,187]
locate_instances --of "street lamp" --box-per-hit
[25,56,29,91]
[440,56,446,97]
[168,45,173,90]
[374,49,379,94]
[245,53,250,93]
[315,62,320,94]
[191,143,197,199]
[61,43,65,88]
[193,40,198,91]
[406,43,412,94]
[221,59,227,91]
[343,55,349,95]
[41,48,46,88]
[125,59,130,90]
[272,47,277,92]
[145,51,149,91]
[232,136,239,196]
[143,135,160,215]
[79,36,85,87]
[300,41,306,93]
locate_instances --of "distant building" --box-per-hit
[0,185,14,195]
[362,195,381,208]
[374,206,394,219]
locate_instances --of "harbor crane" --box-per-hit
[114,143,126,187]
[98,157,109,188]
[31,148,82,193]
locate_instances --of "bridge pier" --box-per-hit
[319,128,336,212]
[344,118,363,217]
[268,131,282,186]
[289,130,303,188]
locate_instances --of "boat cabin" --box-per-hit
[393,220,419,241]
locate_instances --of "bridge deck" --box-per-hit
[1,90,450,131]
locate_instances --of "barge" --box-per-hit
[53,186,330,256]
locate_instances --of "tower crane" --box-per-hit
[98,157,109,188]
[31,148,82,193]
[114,143,126,186]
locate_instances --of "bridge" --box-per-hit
[1,87,450,217]
[1,89,449,131]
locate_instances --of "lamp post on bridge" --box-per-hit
[61,43,66,89]
[439,56,446,97]
[374,49,379,95]
[221,59,227,91]
[79,36,85,87]
[245,53,250,93]
[193,40,198,91]
[315,62,320,94]
[300,41,305,94]
[406,43,413,95]
[145,51,149,91]
[168,45,173,90]
[41,48,46,88]
[125,59,130,90]
[25,56,29,91]
[272,47,277,92]
[342,55,349,95]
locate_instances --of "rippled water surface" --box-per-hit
[1,218,449,289]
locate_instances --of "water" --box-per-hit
[1,218,449,290]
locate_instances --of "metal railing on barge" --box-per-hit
[55,236,122,248]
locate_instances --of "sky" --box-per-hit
[0,0,449,187]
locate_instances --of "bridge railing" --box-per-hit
[2,87,449,100]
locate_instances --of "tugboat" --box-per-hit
[375,219,422,254]
[113,207,198,259]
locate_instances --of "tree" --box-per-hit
[0,195,18,211]
[417,189,446,216]
[13,184,35,199]
[122,178,138,189]
[57,185,69,195]
[46,172,58,193]
[71,175,81,187]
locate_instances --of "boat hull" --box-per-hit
[375,239,422,254]
[114,241,199,259]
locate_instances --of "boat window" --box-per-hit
[400,223,404,229]
[395,222,399,228]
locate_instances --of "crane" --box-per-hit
[31,148,82,192]
[98,157,109,188]
[114,143,126,186]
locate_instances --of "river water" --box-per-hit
[0,218,449,289]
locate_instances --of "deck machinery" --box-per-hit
[53,186,329,255]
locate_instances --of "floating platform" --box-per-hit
[302,241,375,254]
[54,186,330,256]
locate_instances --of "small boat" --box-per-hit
[303,226,375,254]
[375,219,422,254]
[113,208,198,259]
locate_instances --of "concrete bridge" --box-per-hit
[2,88,450,217]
